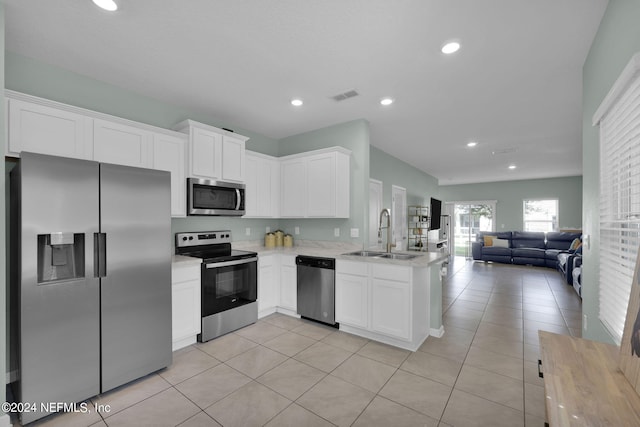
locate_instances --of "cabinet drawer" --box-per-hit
[172,265,201,283]
[336,260,368,276]
[372,263,411,282]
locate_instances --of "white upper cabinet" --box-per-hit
[5,91,189,218]
[174,120,248,183]
[151,133,187,217]
[7,96,91,159]
[92,118,152,168]
[280,157,307,217]
[245,151,280,218]
[280,147,351,218]
[222,134,246,182]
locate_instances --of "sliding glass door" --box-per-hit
[448,201,496,257]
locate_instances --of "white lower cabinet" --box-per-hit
[258,254,279,318]
[279,255,297,314]
[171,262,201,351]
[335,261,369,329]
[336,260,423,349]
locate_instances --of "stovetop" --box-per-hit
[174,230,257,263]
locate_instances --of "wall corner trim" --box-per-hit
[592,52,640,126]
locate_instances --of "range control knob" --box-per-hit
[182,236,188,241]
[188,236,194,240]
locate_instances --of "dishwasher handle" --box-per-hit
[296,256,335,270]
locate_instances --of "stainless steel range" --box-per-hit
[175,231,258,341]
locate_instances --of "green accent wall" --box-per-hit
[438,176,583,231]
[369,146,439,208]
[582,0,640,343]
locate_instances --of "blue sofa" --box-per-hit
[472,231,581,268]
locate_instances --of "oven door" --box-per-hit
[201,257,257,316]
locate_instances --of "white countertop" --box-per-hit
[234,243,449,267]
[171,241,449,267]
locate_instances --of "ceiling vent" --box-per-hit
[492,147,518,155]
[331,90,359,102]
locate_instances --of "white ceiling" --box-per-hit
[3,0,608,185]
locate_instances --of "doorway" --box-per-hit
[447,201,496,258]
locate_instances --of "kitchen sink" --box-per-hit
[343,251,387,257]
[378,253,420,260]
[342,251,420,260]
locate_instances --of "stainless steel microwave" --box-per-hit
[187,178,245,216]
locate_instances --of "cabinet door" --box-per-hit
[244,154,259,217]
[280,158,306,217]
[336,273,369,328]
[221,135,245,182]
[172,278,201,349]
[307,152,336,217]
[152,134,186,217]
[190,127,222,179]
[258,255,279,316]
[93,118,151,168]
[371,278,411,340]
[8,98,90,159]
[279,256,297,311]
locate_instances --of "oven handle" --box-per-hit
[205,257,258,269]
[236,189,241,210]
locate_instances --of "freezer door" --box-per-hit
[100,163,172,392]
[16,152,100,424]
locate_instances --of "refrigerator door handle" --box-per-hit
[94,232,107,278]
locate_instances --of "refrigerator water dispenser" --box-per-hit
[37,232,85,284]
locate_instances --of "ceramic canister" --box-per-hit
[274,230,284,246]
[283,234,293,247]
[264,232,276,248]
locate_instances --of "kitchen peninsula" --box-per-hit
[234,241,449,352]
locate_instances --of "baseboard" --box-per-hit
[430,325,445,338]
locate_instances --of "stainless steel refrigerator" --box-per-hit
[10,152,172,424]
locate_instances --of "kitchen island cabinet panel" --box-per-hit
[336,270,369,329]
[371,278,411,340]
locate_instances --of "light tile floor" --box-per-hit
[15,257,581,427]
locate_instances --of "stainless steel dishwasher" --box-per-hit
[296,255,337,326]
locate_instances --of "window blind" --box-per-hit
[599,68,640,344]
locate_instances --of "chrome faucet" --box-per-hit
[378,208,393,253]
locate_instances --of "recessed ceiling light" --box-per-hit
[291,99,303,107]
[92,0,118,11]
[467,141,478,147]
[441,41,461,54]
[508,165,517,170]
[380,98,394,106]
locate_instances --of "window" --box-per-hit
[594,53,640,344]
[523,199,558,232]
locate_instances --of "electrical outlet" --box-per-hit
[245,227,251,236]
[334,228,340,237]
[583,314,588,331]
[350,228,359,238]
[295,226,300,235]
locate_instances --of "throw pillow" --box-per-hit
[483,236,494,246]
[569,238,581,251]
[493,238,509,248]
